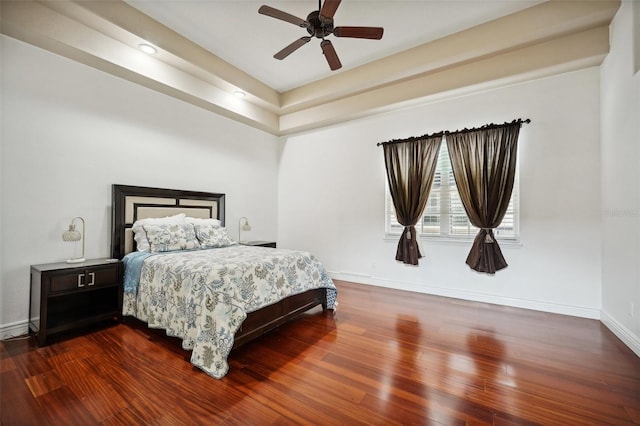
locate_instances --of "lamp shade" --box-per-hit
[62,225,81,242]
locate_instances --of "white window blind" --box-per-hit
[385,142,519,240]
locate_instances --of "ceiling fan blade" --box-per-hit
[320,40,342,71]
[274,37,311,60]
[258,5,308,28]
[333,26,384,40]
[320,0,341,20]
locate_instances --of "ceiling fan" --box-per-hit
[258,0,384,71]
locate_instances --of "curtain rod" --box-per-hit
[376,118,531,147]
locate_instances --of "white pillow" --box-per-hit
[194,224,235,248]
[132,213,186,252]
[143,223,200,253]
[185,217,221,227]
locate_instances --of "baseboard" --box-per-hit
[329,272,601,319]
[0,319,30,341]
[601,310,640,358]
[4,280,636,358]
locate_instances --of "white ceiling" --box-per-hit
[125,0,543,92]
[0,1,620,135]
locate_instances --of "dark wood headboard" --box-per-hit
[111,185,225,259]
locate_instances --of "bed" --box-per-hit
[111,184,337,378]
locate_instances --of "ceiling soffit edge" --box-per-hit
[279,0,621,114]
[72,0,281,110]
[0,0,280,133]
[279,25,611,134]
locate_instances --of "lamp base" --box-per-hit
[66,258,86,264]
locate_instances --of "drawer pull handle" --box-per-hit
[77,274,85,288]
[88,272,95,286]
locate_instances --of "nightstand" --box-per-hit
[29,258,123,346]
[241,241,277,248]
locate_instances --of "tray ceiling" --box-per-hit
[1,1,620,135]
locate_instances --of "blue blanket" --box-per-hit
[122,251,154,294]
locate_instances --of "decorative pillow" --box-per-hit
[194,224,235,248]
[185,217,221,227]
[143,223,200,253]
[132,214,186,252]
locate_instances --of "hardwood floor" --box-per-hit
[1,280,639,425]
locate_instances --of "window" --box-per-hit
[385,141,519,240]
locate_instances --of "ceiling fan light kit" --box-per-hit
[259,0,383,71]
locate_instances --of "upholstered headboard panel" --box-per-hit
[111,185,225,259]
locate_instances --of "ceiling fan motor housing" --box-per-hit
[306,11,334,38]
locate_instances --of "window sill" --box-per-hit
[384,234,522,247]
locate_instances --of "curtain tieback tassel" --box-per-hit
[405,226,414,240]
[482,228,495,243]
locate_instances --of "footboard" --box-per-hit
[233,288,327,348]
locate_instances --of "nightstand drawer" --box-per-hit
[50,267,118,293]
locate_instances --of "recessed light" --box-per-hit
[138,43,157,55]
[234,90,246,98]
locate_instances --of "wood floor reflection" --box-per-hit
[2,280,639,425]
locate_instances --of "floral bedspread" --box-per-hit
[122,245,337,378]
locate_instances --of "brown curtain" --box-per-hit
[383,135,442,265]
[446,122,521,274]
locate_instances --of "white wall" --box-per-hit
[0,36,281,336]
[278,68,603,318]
[600,1,640,356]
[4,15,633,350]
